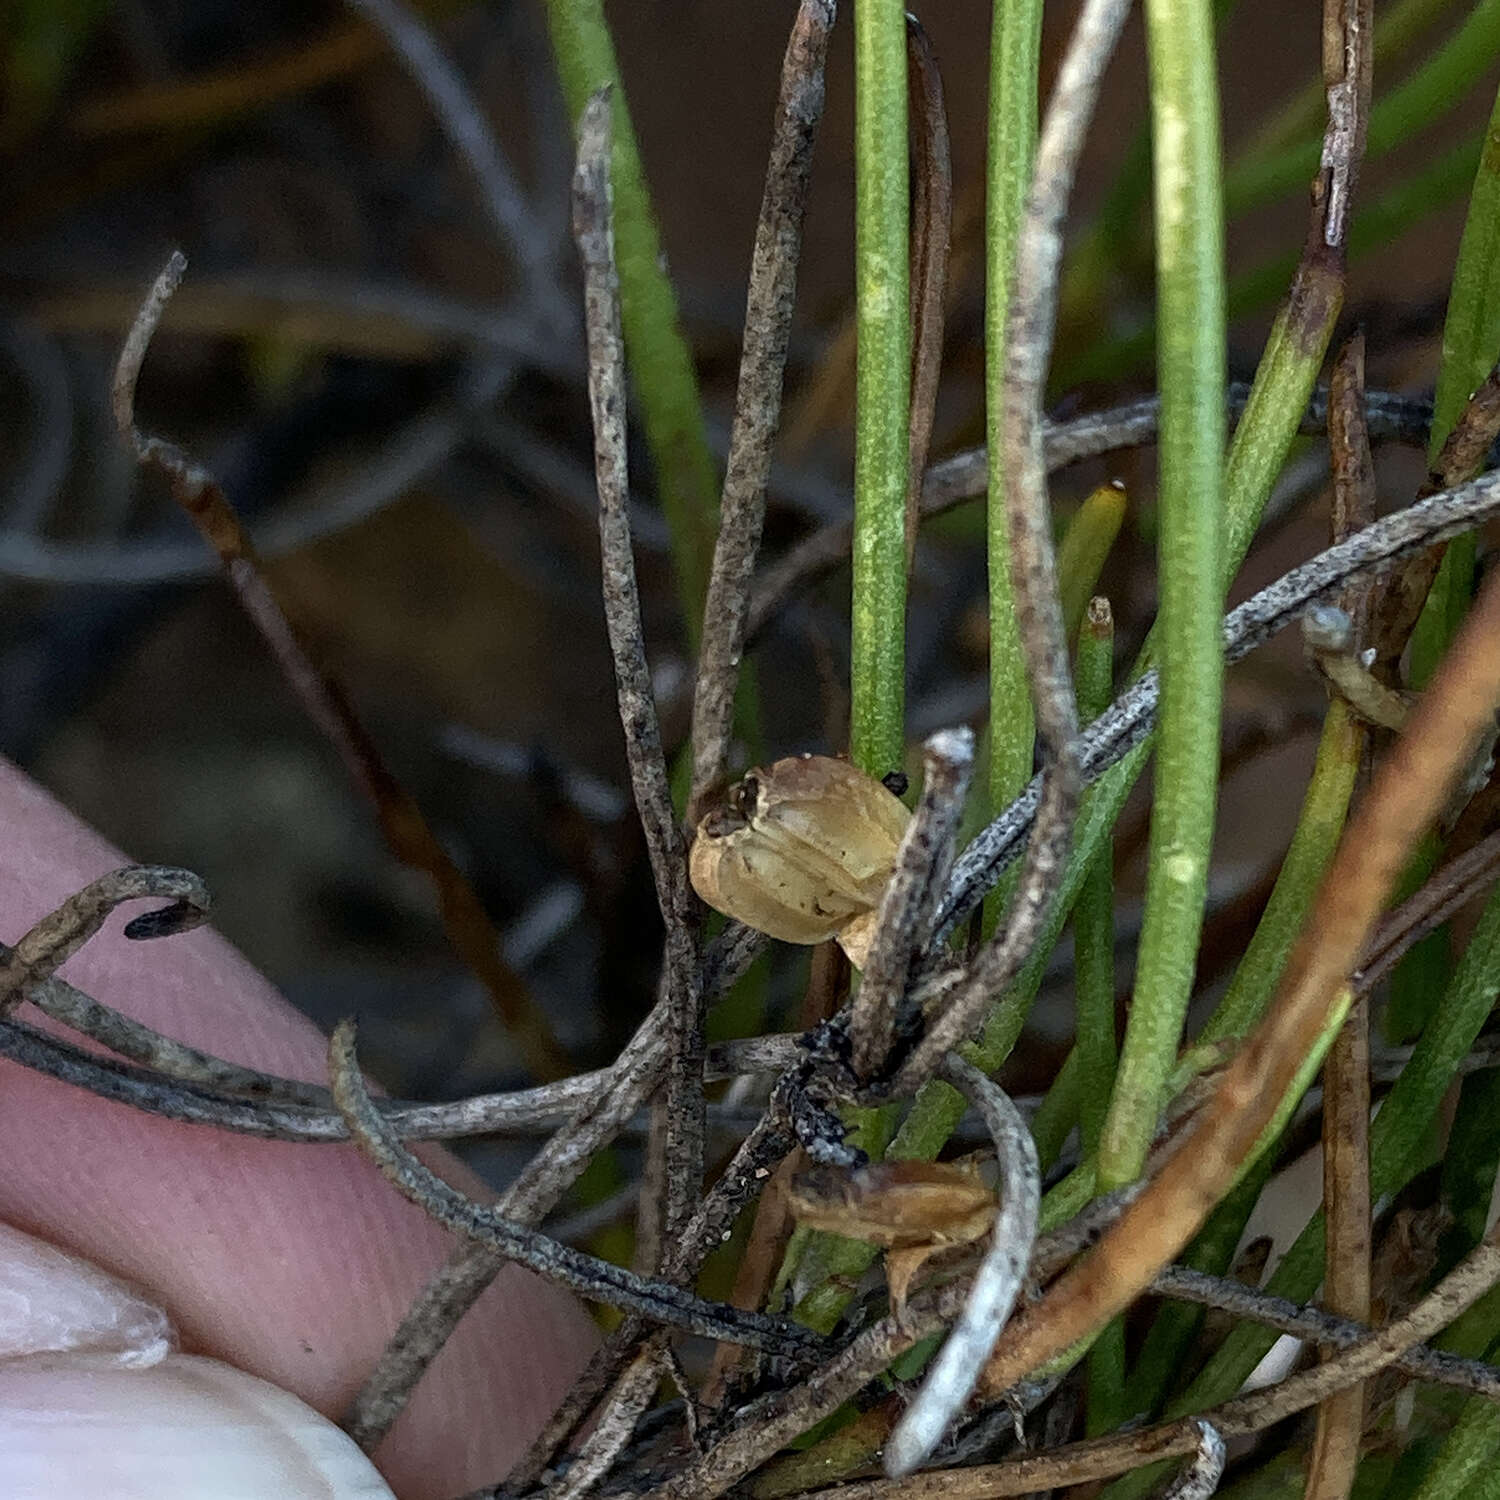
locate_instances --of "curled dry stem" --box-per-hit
[0,865,209,1018]
[974,558,1500,1400]
[113,251,570,1083]
[884,1055,1040,1478]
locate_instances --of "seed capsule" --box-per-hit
[688,754,909,967]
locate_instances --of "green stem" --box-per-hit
[984,0,1044,831]
[849,0,910,775]
[543,0,719,639]
[1074,601,1118,1158]
[1097,0,1226,1189]
[1197,704,1361,1048]
[1077,602,1124,1435]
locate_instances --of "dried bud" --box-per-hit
[688,754,909,967]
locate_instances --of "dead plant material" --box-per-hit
[1306,324,1375,1500]
[690,0,834,815]
[112,251,572,1085]
[0,866,209,1017]
[974,558,1500,1400]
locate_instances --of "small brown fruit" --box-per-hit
[688,754,909,967]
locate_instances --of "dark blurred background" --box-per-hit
[0,1,1492,1195]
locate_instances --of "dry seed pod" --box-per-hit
[688,754,910,967]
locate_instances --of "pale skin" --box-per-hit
[787,1159,997,1325]
[0,757,600,1499]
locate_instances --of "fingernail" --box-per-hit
[0,1222,395,1498]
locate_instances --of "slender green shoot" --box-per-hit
[1410,78,1500,684]
[849,0,910,775]
[1076,599,1125,1435]
[544,0,719,638]
[1074,599,1119,1157]
[1057,484,1128,643]
[984,0,1045,844]
[1196,705,1361,1048]
[1096,0,1226,1190]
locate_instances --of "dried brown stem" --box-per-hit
[1355,825,1500,994]
[574,94,703,1255]
[1374,360,1500,670]
[345,994,682,1451]
[788,1222,1500,1500]
[1152,1265,1500,1399]
[547,1340,667,1500]
[976,559,1500,1398]
[852,728,974,1080]
[1307,325,1375,1500]
[902,12,951,574]
[112,251,570,1083]
[0,866,209,1018]
[689,0,834,814]
[503,1089,801,1491]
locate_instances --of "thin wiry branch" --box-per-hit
[0,866,209,1017]
[852,728,974,1081]
[743,383,1434,644]
[689,0,834,814]
[545,1340,666,1500]
[504,1087,802,1491]
[344,988,684,1451]
[1307,321,1374,1500]
[936,462,1500,940]
[0,1016,802,1144]
[326,1021,824,1356]
[1373,361,1500,669]
[902,12,951,573]
[885,1056,1040,1478]
[789,1223,1500,1500]
[6,955,327,1108]
[113,252,570,1083]
[1151,1265,1500,1399]
[1355,825,1500,994]
[891,0,1130,1091]
[658,1282,971,1500]
[574,93,704,1254]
